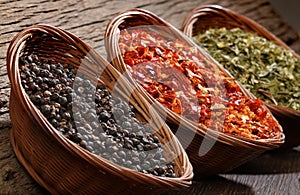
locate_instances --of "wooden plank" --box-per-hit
[0,0,300,194]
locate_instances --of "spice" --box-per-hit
[19,53,176,177]
[194,27,300,111]
[119,29,282,140]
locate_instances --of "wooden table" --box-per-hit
[0,0,299,194]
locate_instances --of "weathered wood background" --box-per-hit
[0,0,300,194]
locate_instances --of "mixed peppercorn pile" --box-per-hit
[119,29,282,140]
[19,51,176,177]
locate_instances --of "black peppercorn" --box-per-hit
[19,53,176,178]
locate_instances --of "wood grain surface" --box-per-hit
[0,0,299,194]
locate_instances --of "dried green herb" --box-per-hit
[194,27,300,111]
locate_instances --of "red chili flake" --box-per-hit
[118,29,282,140]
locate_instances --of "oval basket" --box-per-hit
[104,8,285,178]
[181,4,300,149]
[6,24,193,194]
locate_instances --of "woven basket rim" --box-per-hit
[6,24,194,191]
[104,8,285,150]
[181,4,300,117]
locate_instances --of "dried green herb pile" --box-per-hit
[194,27,300,111]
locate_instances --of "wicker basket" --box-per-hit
[181,5,300,149]
[6,24,193,194]
[104,8,285,178]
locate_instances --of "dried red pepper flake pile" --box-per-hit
[118,29,282,140]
